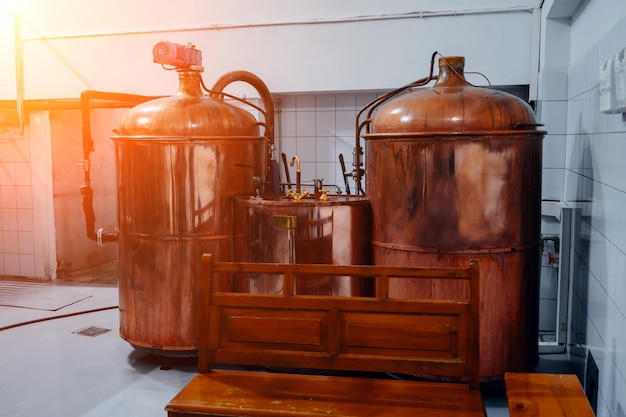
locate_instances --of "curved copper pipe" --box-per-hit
[210,71,276,191]
[289,155,301,193]
[353,51,439,195]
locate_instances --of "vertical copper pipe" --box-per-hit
[211,70,276,192]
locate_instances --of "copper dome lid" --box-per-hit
[117,70,259,138]
[370,57,541,135]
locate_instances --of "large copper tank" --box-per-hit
[111,69,267,355]
[364,57,545,381]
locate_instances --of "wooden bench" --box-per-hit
[505,372,595,417]
[165,254,485,417]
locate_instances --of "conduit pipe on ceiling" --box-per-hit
[19,6,536,42]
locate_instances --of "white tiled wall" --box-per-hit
[561,11,626,417]
[539,99,568,201]
[1,112,56,280]
[536,13,572,348]
[0,135,36,277]
[274,92,380,194]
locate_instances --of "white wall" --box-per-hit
[1,0,539,99]
[536,2,571,342]
[554,0,626,416]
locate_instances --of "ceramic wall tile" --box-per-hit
[17,208,33,232]
[2,230,18,253]
[18,253,35,277]
[13,162,31,186]
[615,250,626,316]
[615,309,626,381]
[295,95,315,111]
[335,110,355,137]
[315,94,336,111]
[542,168,564,201]
[315,111,335,137]
[356,92,379,109]
[1,208,17,231]
[13,140,30,163]
[315,137,336,164]
[15,185,32,209]
[0,185,16,208]
[335,94,357,110]
[279,109,296,137]
[296,111,316,137]
[0,142,14,163]
[3,252,18,275]
[540,68,569,101]
[17,231,34,254]
[0,163,15,186]
[277,95,296,109]
[540,100,568,136]
[543,134,567,169]
[295,137,316,162]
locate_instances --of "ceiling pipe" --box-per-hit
[20,6,536,42]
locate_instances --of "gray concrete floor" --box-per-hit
[0,266,573,417]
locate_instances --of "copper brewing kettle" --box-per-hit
[370,56,542,134]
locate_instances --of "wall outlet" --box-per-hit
[585,351,599,414]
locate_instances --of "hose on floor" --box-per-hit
[0,305,119,332]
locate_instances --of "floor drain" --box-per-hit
[74,326,111,337]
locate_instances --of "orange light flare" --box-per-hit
[0,6,20,102]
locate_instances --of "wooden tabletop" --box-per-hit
[505,373,595,417]
[167,370,487,417]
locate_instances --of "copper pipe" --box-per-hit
[210,71,276,192]
[79,90,156,244]
[290,155,301,194]
[281,153,291,193]
[354,51,439,195]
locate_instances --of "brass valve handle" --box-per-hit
[319,189,330,201]
[285,189,310,202]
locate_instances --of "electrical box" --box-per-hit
[600,47,626,114]
[614,46,626,112]
[600,55,619,113]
